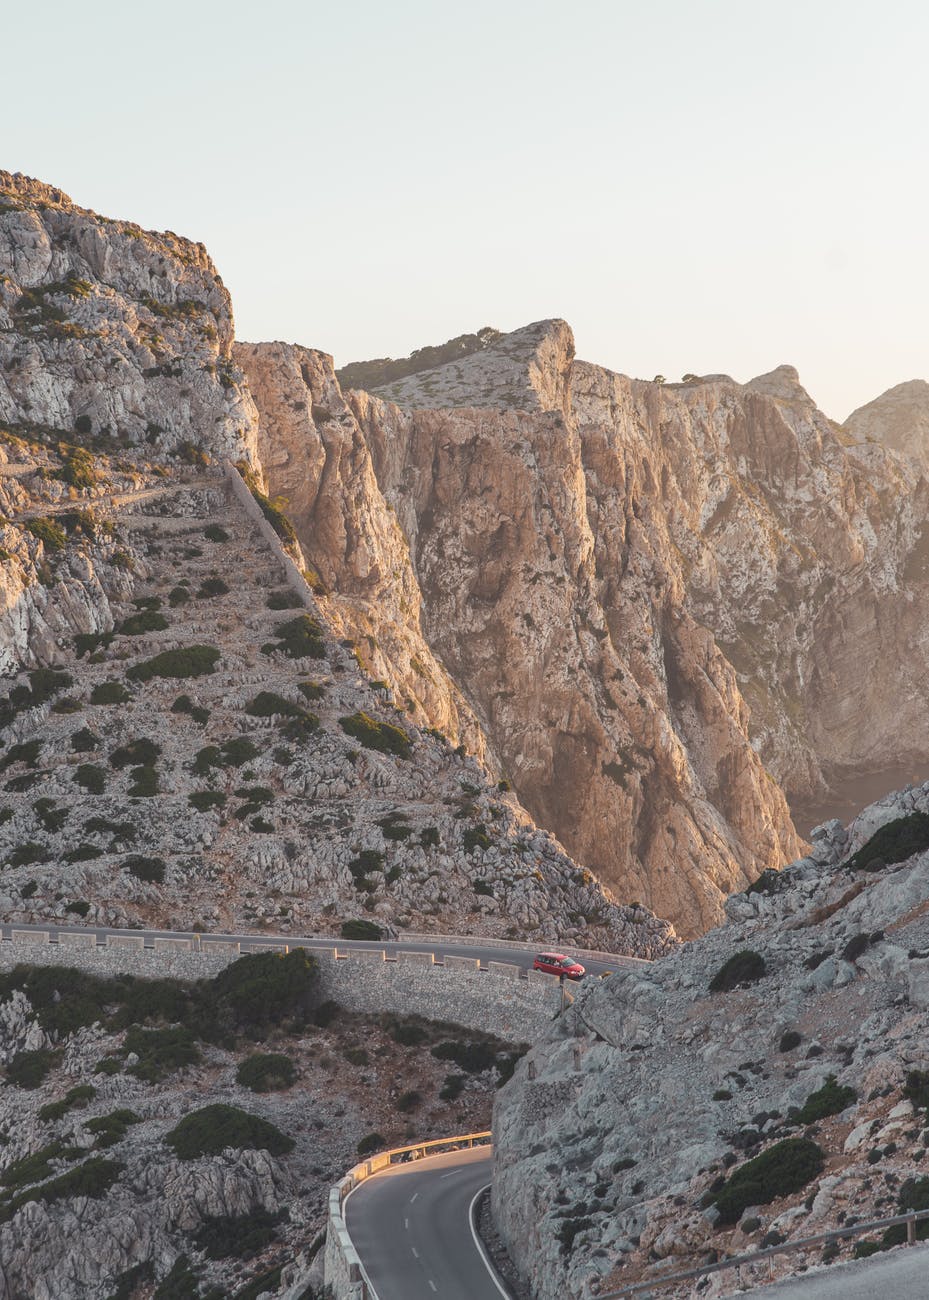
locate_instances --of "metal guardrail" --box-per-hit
[599,1207,929,1297]
[327,1131,492,1299]
[399,929,651,966]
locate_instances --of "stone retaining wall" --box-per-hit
[0,938,562,1040]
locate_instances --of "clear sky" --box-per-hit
[5,0,927,420]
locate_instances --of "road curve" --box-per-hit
[0,921,625,978]
[344,1146,507,1300]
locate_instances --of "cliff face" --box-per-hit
[845,378,929,468]
[240,321,929,936]
[0,171,257,463]
[491,790,929,1297]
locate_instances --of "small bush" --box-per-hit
[203,525,230,543]
[713,1138,825,1224]
[127,646,220,681]
[84,1109,140,1150]
[90,681,129,705]
[70,727,100,752]
[846,812,929,872]
[842,933,871,963]
[709,950,767,993]
[194,1207,283,1260]
[236,1052,297,1093]
[7,841,47,867]
[266,615,326,660]
[165,1104,294,1160]
[341,919,383,940]
[119,610,168,636]
[65,843,104,863]
[904,1070,929,1112]
[38,1084,95,1122]
[189,791,226,812]
[66,900,90,917]
[432,1039,499,1074]
[267,590,303,610]
[397,1089,422,1112]
[25,517,67,551]
[197,577,229,598]
[74,763,106,794]
[168,585,190,607]
[779,1030,803,1053]
[794,1075,857,1124]
[124,854,166,883]
[246,691,311,719]
[0,1156,122,1223]
[127,764,158,797]
[110,738,161,769]
[356,1133,385,1157]
[7,1048,58,1089]
[297,680,325,702]
[124,1026,201,1082]
[440,1074,465,1101]
[339,712,411,759]
[0,739,42,771]
[464,826,492,854]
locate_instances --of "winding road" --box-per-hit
[345,1146,506,1300]
[0,920,625,977]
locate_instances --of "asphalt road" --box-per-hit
[344,1146,507,1300]
[0,921,624,977]
[722,1243,929,1297]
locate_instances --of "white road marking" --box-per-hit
[411,1247,420,1259]
[469,1183,513,1298]
[441,1168,463,1179]
[404,1217,409,1230]
[428,1281,437,1292]
[410,1192,419,1203]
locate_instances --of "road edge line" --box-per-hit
[469,1183,513,1299]
[342,1178,380,1299]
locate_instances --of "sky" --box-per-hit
[4,0,928,420]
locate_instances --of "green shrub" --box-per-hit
[779,1030,803,1053]
[235,462,299,548]
[431,1039,499,1074]
[356,1132,385,1157]
[904,1070,929,1111]
[124,1026,201,1082]
[709,950,767,993]
[0,739,42,770]
[203,525,229,543]
[94,1057,122,1077]
[463,826,492,854]
[110,551,134,571]
[7,841,47,867]
[74,764,106,794]
[127,646,220,681]
[65,843,104,863]
[118,609,168,636]
[0,668,73,728]
[194,1207,283,1259]
[84,816,135,844]
[127,764,158,797]
[397,1089,422,1112]
[712,1138,824,1224]
[90,681,129,705]
[168,585,190,607]
[846,812,929,872]
[53,446,98,490]
[267,590,302,610]
[439,1074,465,1101]
[339,712,411,759]
[33,798,66,831]
[265,615,326,660]
[344,1047,369,1066]
[794,1075,857,1124]
[209,949,318,1036]
[171,694,209,724]
[75,631,114,658]
[236,1052,297,1093]
[70,727,100,752]
[25,516,67,551]
[189,791,226,812]
[124,854,166,883]
[420,826,440,848]
[246,691,311,719]
[38,1084,95,1122]
[297,680,325,701]
[110,738,161,769]
[165,1104,294,1160]
[1,1140,78,1188]
[66,900,90,917]
[6,1048,58,1089]
[197,577,229,598]
[152,1255,200,1300]
[84,1109,140,1148]
[341,919,383,940]
[0,1156,122,1223]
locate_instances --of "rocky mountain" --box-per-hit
[492,787,929,1297]
[845,379,929,469]
[0,173,671,957]
[241,321,929,936]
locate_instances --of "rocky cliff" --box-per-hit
[845,379,929,468]
[492,786,929,1297]
[242,321,929,936]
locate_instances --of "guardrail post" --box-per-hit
[908,1211,917,1245]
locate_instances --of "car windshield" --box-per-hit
[560,958,576,967]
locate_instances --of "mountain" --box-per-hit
[845,379,929,468]
[240,323,929,936]
[0,172,672,956]
[492,789,929,1295]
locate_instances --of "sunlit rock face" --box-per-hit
[241,320,929,936]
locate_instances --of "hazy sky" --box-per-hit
[5,0,927,419]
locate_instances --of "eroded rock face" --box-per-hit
[491,784,929,1297]
[845,378,929,468]
[242,321,929,935]
[0,171,257,463]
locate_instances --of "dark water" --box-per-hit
[789,765,929,840]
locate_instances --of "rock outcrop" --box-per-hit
[244,323,929,934]
[845,378,929,468]
[492,786,929,1297]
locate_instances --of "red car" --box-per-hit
[533,952,585,980]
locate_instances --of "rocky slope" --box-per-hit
[0,950,514,1298]
[243,321,929,935]
[492,787,929,1297]
[845,379,929,469]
